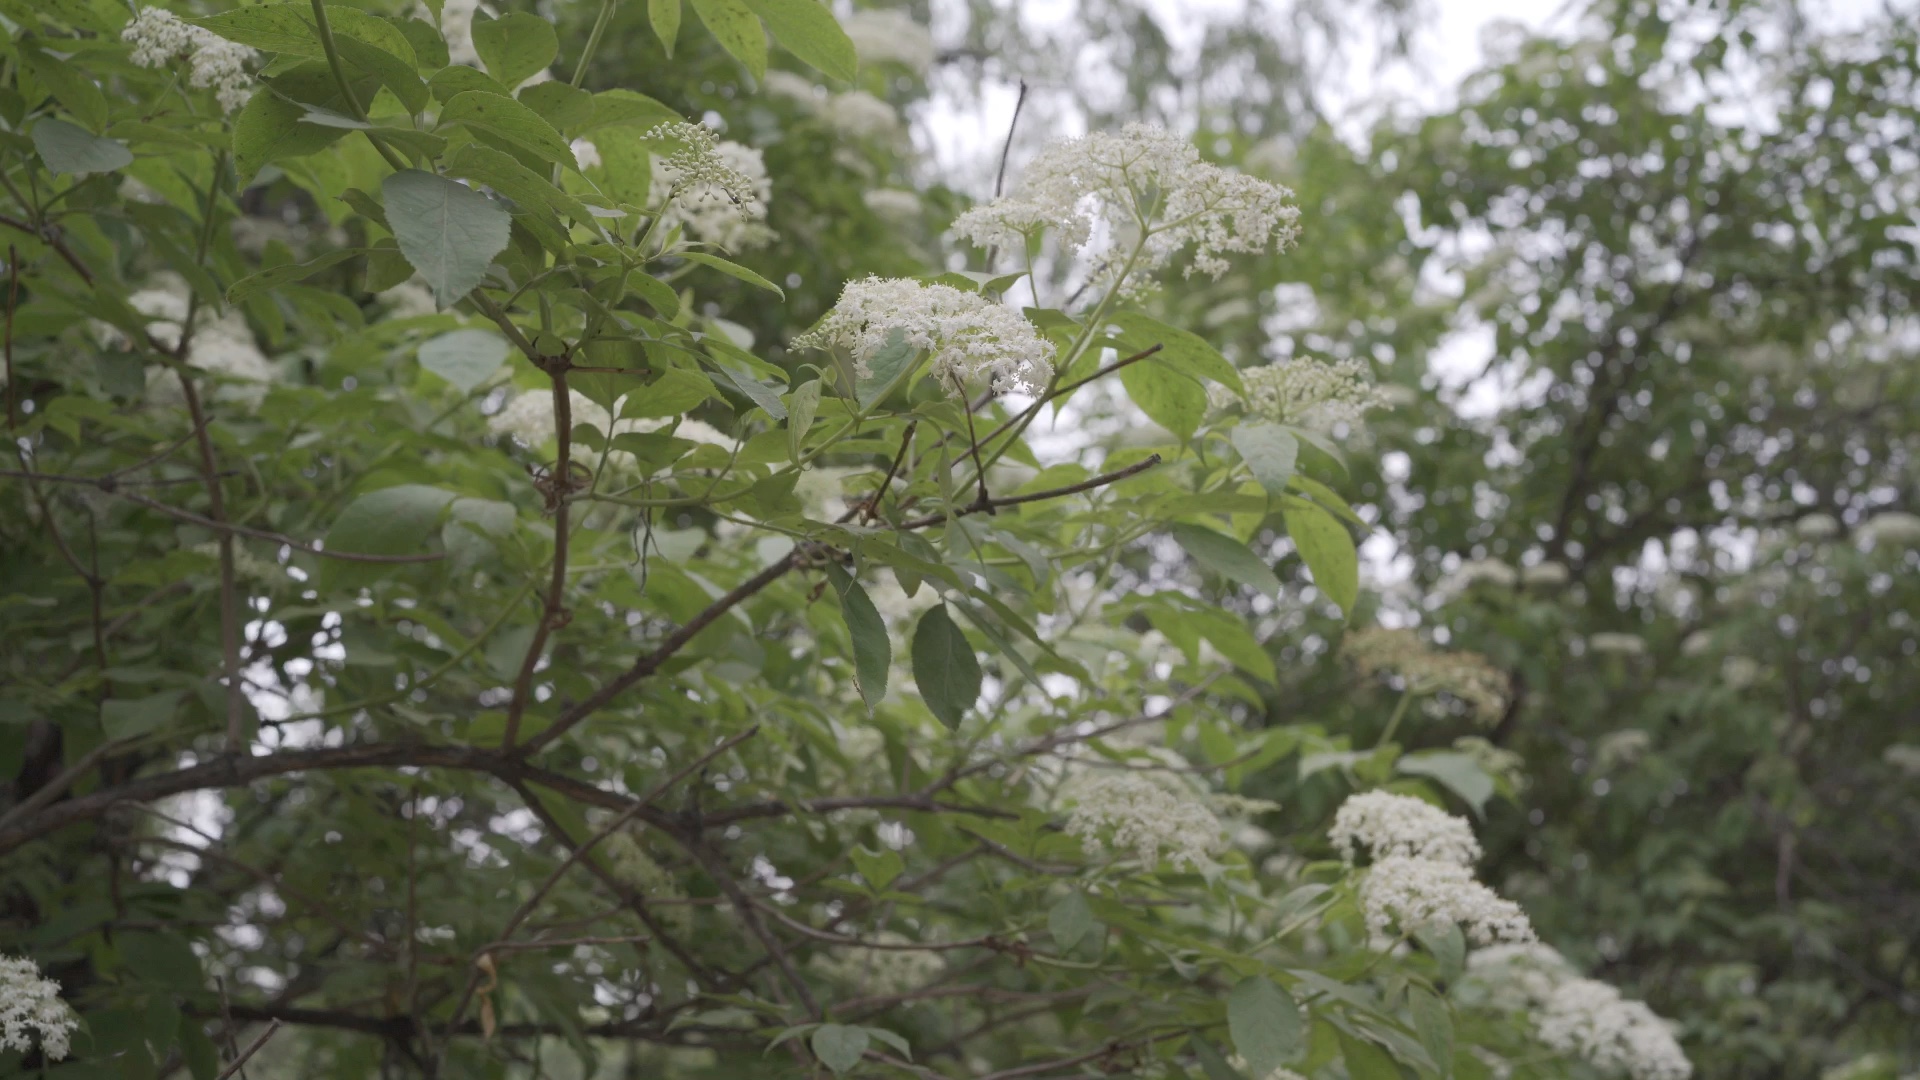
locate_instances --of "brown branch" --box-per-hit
[860,419,917,524]
[0,213,96,287]
[213,1020,281,1080]
[5,243,16,430]
[504,360,575,748]
[896,454,1161,531]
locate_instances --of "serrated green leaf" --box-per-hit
[439,90,577,168]
[787,378,822,463]
[418,328,510,393]
[1170,523,1281,596]
[827,563,889,711]
[226,248,363,305]
[912,604,980,731]
[1104,310,1243,392]
[1399,751,1497,816]
[678,251,784,294]
[324,484,457,557]
[101,691,184,740]
[1282,499,1358,616]
[380,169,512,307]
[1048,890,1095,950]
[689,0,768,78]
[21,44,107,132]
[1119,357,1207,442]
[743,0,856,82]
[811,1024,868,1074]
[650,0,683,55]
[1229,976,1304,1079]
[32,118,131,175]
[472,11,558,88]
[849,846,903,889]
[1232,422,1299,495]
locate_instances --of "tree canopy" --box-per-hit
[2,1,1916,1079]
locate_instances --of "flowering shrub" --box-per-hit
[0,2,1725,1079]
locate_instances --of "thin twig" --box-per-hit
[213,1019,282,1080]
[897,454,1161,530]
[504,361,575,749]
[861,419,917,524]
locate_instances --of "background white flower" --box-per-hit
[0,955,77,1061]
[1062,770,1224,870]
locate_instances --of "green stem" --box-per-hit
[1375,687,1417,749]
[309,0,409,172]
[571,0,619,89]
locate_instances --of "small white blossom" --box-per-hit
[489,389,731,468]
[1536,978,1693,1080]
[1062,771,1224,870]
[1217,356,1387,433]
[570,138,602,170]
[1330,790,1482,866]
[1793,513,1839,540]
[378,282,440,319]
[1360,856,1535,945]
[1881,744,1920,777]
[1521,561,1570,587]
[840,9,936,73]
[763,70,823,104]
[808,931,944,996]
[826,90,903,140]
[794,276,1053,398]
[1679,631,1714,657]
[124,7,256,113]
[1438,558,1519,595]
[1857,510,1920,550]
[953,123,1299,291]
[1595,730,1652,772]
[1587,633,1647,657]
[648,129,772,251]
[0,954,77,1061]
[862,188,922,226]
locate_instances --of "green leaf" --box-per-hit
[1231,422,1298,496]
[334,34,429,114]
[827,563,889,711]
[1229,976,1304,1078]
[439,91,576,168]
[912,604,981,731]
[443,143,590,251]
[678,251,784,294]
[518,82,594,134]
[32,118,131,175]
[418,328,510,394]
[472,11,558,88]
[862,1027,913,1061]
[101,691,184,740]
[810,1024,868,1074]
[855,329,917,408]
[1119,357,1207,442]
[689,0,768,79]
[1398,751,1497,817]
[709,359,790,420]
[429,64,512,103]
[1193,1039,1248,1080]
[1337,1029,1401,1080]
[581,89,681,133]
[231,72,353,184]
[743,0,857,82]
[226,249,363,304]
[380,169,513,307]
[324,484,457,557]
[195,3,320,53]
[21,44,108,132]
[1282,499,1358,616]
[1170,523,1281,596]
[1188,607,1277,684]
[787,379,822,463]
[1410,985,1454,1069]
[849,846,903,889]
[649,0,683,56]
[118,931,203,990]
[1415,923,1467,985]
[621,369,716,419]
[1048,890,1096,951]
[1104,310,1243,392]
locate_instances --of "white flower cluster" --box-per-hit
[1330,790,1534,945]
[1858,510,1920,549]
[1361,856,1535,946]
[1463,942,1693,1080]
[794,277,1054,398]
[646,126,772,251]
[1062,770,1225,870]
[1330,790,1483,866]
[840,9,936,73]
[123,7,255,113]
[1222,356,1388,433]
[1587,632,1647,657]
[110,277,275,407]
[0,955,76,1061]
[1437,557,1518,596]
[1343,627,1509,723]
[1521,560,1570,587]
[600,829,690,934]
[953,123,1300,288]
[807,931,944,996]
[488,389,731,466]
[826,90,903,140]
[862,188,922,226]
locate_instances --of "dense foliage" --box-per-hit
[1,0,1914,1079]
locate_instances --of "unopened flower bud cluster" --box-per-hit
[1343,626,1509,723]
[1219,356,1389,433]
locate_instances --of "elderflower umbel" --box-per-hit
[807,932,944,996]
[124,8,256,113]
[1360,856,1535,945]
[1857,510,1920,549]
[1536,979,1694,1080]
[1330,790,1482,866]
[1343,626,1509,723]
[0,954,77,1061]
[1437,557,1519,596]
[826,90,903,140]
[795,277,1054,398]
[647,127,772,251]
[1062,771,1225,870]
[952,123,1300,290]
[1225,356,1389,433]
